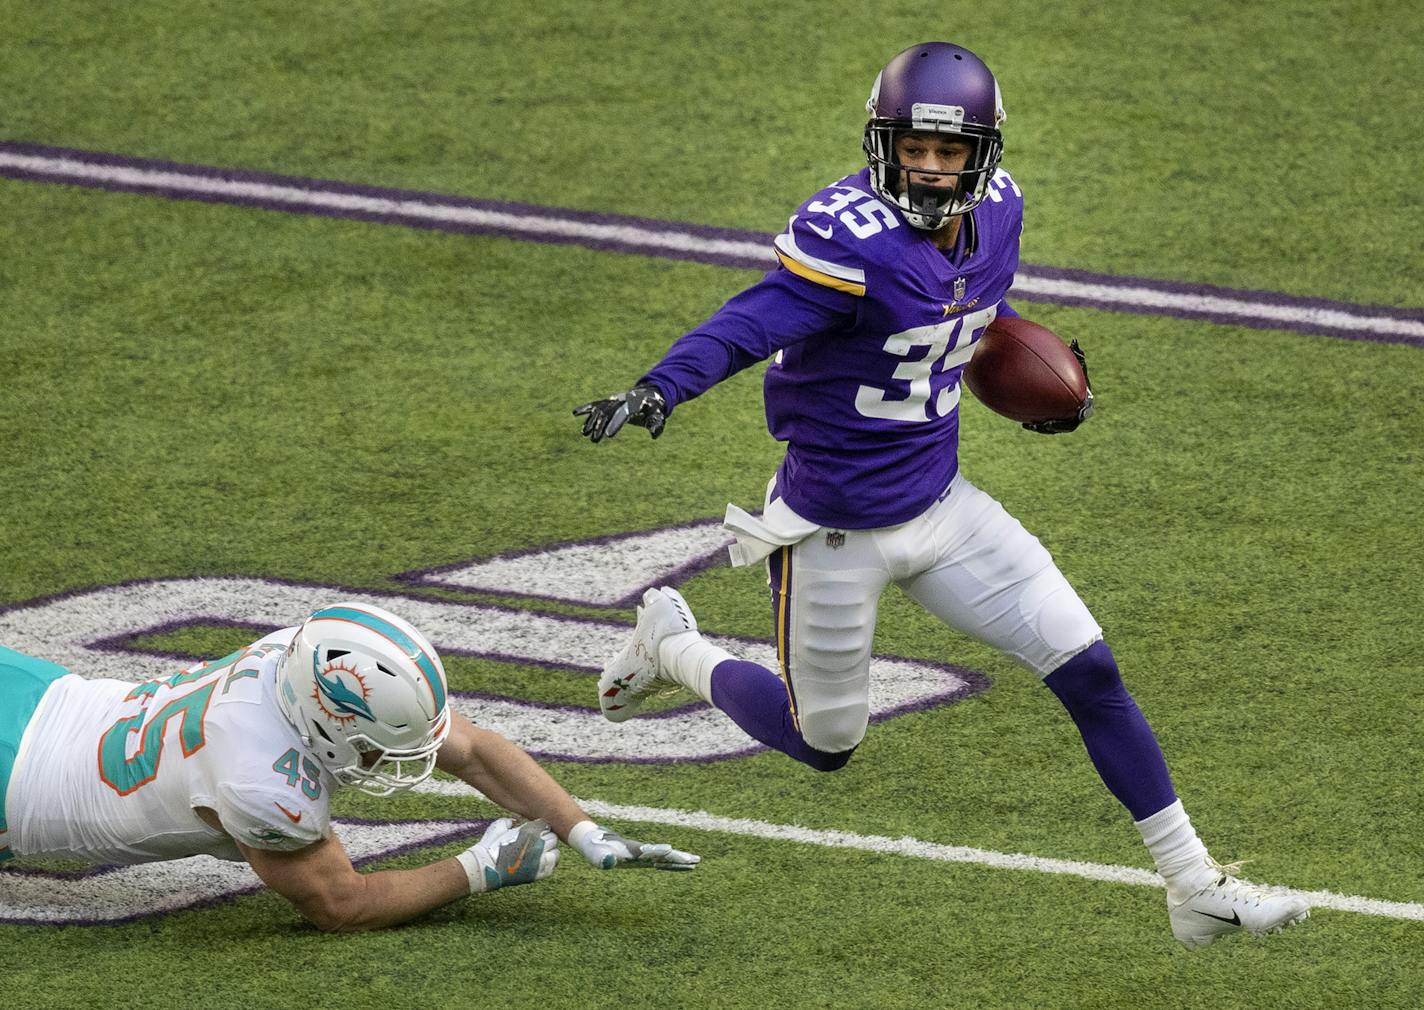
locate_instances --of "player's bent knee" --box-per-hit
[1043,639,1125,711]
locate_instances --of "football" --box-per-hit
[963,316,1089,424]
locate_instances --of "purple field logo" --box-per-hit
[0,521,988,766]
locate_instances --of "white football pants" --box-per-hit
[755,472,1102,754]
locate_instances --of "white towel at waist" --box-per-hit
[721,494,821,567]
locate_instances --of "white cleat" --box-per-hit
[1168,860,1311,949]
[597,587,698,723]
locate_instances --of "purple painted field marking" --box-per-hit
[2,140,1421,347]
[0,574,987,765]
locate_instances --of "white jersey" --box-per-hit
[6,630,335,864]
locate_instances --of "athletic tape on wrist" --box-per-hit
[568,819,601,862]
[456,847,487,895]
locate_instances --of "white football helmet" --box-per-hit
[276,601,451,797]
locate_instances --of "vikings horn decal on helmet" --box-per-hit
[863,41,1006,230]
[276,601,451,797]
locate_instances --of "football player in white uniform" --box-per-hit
[574,42,1308,948]
[0,601,697,931]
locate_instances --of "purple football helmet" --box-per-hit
[863,42,1006,230]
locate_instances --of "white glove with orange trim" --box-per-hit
[568,819,700,871]
[457,818,560,894]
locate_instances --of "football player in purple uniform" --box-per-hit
[574,42,1307,948]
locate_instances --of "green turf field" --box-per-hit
[2,2,1422,1008]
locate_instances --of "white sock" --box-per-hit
[1135,799,1217,901]
[658,631,733,704]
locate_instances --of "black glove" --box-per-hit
[1023,340,1094,435]
[573,384,668,442]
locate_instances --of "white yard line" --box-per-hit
[3,147,1421,342]
[1009,273,1424,338]
[412,779,1424,923]
[0,150,771,261]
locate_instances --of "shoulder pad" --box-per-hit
[215,779,328,852]
[246,627,297,655]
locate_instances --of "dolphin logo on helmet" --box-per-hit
[313,657,376,723]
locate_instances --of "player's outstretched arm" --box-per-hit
[234,816,557,932]
[436,711,591,834]
[437,712,700,871]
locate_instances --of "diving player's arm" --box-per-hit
[436,711,700,871]
[435,710,588,836]
[204,800,555,933]
[232,828,470,933]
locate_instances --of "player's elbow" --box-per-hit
[295,879,371,933]
[300,896,359,933]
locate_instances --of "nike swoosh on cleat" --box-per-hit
[1193,909,1241,925]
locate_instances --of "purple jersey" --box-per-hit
[644,165,1023,529]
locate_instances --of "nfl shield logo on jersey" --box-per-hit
[953,276,967,301]
[825,531,846,549]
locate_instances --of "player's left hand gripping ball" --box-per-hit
[574,384,668,442]
[1023,340,1095,435]
[568,820,700,871]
